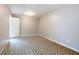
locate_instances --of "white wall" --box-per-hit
[21,16,38,36]
[0,5,9,53]
[39,5,79,52]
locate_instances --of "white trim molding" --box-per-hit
[10,34,39,38]
[39,34,79,53]
[21,34,39,37]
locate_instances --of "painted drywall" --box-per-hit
[21,16,38,36]
[0,5,9,53]
[39,5,79,52]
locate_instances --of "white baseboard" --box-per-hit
[21,34,39,37]
[39,34,79,53]
[10,36,20,39]
[10,34,39,38]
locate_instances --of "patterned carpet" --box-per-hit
[1,36,79,55]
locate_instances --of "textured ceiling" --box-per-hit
[8,4,64,17]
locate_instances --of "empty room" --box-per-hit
[0,4,79,55]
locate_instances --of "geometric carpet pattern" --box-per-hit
[1,36,79,55]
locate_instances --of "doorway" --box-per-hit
[9,15,20,38]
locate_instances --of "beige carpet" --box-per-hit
[1,36,79,55]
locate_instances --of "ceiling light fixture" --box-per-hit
[24,11,35,16]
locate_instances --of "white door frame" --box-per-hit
[9,15,21,38]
